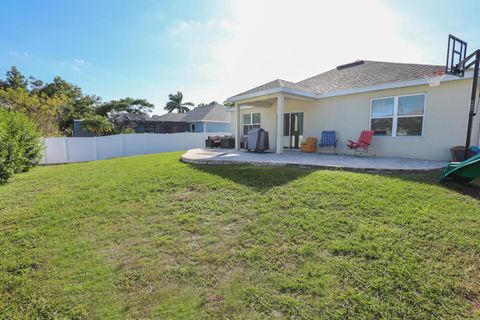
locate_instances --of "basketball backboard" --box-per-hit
[446,34,468,76]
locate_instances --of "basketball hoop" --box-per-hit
[425,70,446,87]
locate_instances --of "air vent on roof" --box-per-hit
[336,60,365,70]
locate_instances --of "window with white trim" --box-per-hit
[370,93,425,137]
[243,112,261,135]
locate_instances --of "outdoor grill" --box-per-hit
[246,128,269,152]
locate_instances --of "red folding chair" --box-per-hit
[347,130,375,155]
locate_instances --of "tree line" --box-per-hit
[0,66,156,136]
[0,66,232,137]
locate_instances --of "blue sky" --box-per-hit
[1,0,479,115]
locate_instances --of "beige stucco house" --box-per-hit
[225,60,480,161]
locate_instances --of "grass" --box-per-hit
[0,151,479,319]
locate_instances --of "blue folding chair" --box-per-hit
[318,131,337,154]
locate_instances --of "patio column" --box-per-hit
[276,94,284,154]
[234,103,241,150]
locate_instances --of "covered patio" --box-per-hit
[182,148,447,172]
[229,82,319,154]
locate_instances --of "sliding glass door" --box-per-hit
[283,112,304,149]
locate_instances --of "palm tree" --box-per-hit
[164,91,194,113]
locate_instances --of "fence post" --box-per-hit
[121,134,126,156]
[42,138,48,165]
[64,136,70,163]
[146,133,150,154]
[93,137,99,160]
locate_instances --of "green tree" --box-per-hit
[0,66,28,90]
[164,91,194,113]
[0,109,43,183]
[58,94,102,134]
[81,114,113,136]
[96,97,154,119]
[0,87,67,136]
[28,76,45,94]
[40,76,100,134]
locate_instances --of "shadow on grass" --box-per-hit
[188,158,480,199]
[388,170,480,200]
[187,163,313,191]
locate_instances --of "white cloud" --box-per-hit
[9,51,29,57]
[152,0,436,114]
[168,19,233,36]
[72,58,88,71]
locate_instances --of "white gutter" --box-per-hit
[226,70,475,103]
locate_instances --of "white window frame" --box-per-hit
[242,112,261,135]
[369,93,426,137]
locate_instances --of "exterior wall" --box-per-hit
[192,122,204,133]
[206,122,230,133]
[231,79,480,160]
[192,121,230,132]
[229,106,278,150]
[191,121,230,133]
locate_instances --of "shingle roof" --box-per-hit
[229,60,445,100]
[153,113,187,122]
[114,113,150,122]
[230,79,316,99]
[181,102,229,122]
[153,102,229,123]
[297,60,444,95]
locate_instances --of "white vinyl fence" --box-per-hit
[41,132,229,164]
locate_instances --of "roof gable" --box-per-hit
[153,102,229,123]
[230,79,316,99]
[182,102,229,122]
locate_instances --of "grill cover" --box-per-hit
[246,128,269,152]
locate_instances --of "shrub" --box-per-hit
[0,109,43,183]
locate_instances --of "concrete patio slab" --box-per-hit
[181,148,447,172]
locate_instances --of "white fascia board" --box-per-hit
[225,106,255,112]
[226,70,474,103]
[226,87,318,103]
[200,120,231,123]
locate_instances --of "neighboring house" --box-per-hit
[149,113,191,133]
[155,102,231,133]
[226,60,480,161]
[73,113,190,136]
[114,113,190,133]
[73,119,95,137]
[73,102,230,136]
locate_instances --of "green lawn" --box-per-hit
[1,152,479,319]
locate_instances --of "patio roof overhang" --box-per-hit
[226,87,318,104]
